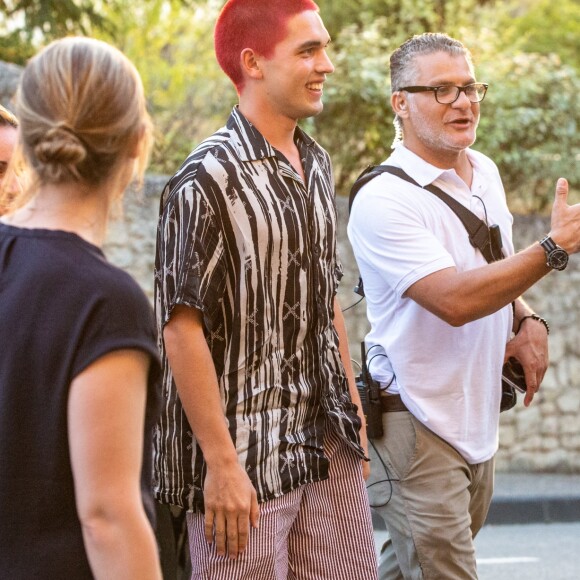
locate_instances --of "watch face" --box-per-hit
[549,248,568,270]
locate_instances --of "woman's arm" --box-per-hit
[68,349,162,580]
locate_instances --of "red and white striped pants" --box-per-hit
[187,429,378,579]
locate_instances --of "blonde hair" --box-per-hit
[0,105,18,128]
[4,37,151,209]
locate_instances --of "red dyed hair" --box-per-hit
[214,0,320,93]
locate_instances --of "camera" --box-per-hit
[502,357,527,394]
[500,357,526,412]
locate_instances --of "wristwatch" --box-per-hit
[539,235,568,271]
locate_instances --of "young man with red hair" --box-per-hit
[153,0,378,577]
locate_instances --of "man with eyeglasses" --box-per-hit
[348,32,580,579]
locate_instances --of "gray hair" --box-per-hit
[390,33,473,93]
[390,33,474,148]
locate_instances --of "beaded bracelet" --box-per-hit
[517,314,550,335]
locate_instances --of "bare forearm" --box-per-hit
[333,299,368,455]
[163,306,259,557]
[448,244,549,323]
[512,296,535,331]
[408,242,550,326]
[164,313,237,467]
[68,351,162,579]
[407,178,580,326]
[434,177,580,325]
[333,298,356,388]
[82,505,161,580]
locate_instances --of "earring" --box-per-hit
[392,115,403,148]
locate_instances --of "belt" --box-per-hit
[380,393,408,413]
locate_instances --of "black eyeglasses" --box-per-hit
[399,83,489,104]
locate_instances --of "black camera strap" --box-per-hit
[349,164,504,296]
[350,164,519,413]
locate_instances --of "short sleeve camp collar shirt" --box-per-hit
[153,107,362,510]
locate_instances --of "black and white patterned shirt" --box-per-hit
[153,107,362,511]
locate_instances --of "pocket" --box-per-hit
[367,412,418,507]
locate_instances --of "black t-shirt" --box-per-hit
[0,223,161,578]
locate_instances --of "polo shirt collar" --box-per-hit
[391,143,451,187]
[391,143,494,200]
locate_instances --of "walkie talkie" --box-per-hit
[359,343,384,439]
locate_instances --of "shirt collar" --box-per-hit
[390,143,494,198]
[389,143,451,186]
[227,106,316,163]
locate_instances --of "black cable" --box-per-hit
[472,194,488,224]
[367,352,388,369]
[341,295,365,313]
[367,352,395,391]
[343,321,396,508]
[366,344,383,357]
[366,438,397,508]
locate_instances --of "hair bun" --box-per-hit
[35,125,87,167]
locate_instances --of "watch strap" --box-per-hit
[539,235,557,253]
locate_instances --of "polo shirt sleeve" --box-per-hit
[156,174,226,325]
[349,179,455,299]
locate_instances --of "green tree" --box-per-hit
[0,0,115,63]
[307,18,395,195]
[317,0,497,39]
[477,52,580,211]
[94,0,235,174]
[309,3,579,209]
[0,0,198,64]
[495,0,580,72]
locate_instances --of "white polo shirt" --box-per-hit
[348,144,514,464]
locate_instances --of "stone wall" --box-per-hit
[105,177,580,474]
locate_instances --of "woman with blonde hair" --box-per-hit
[0,37,162,579]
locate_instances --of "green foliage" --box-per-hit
[307,18,395,195]
[317,0,496,39]
[495,0,580,73]
[477,52,580,212]
[93,0,236,174]
[309,1,579,210]
[309,0,498,195]
[0,0,114,63]
[0,0,199,64]
[1,0,577,210]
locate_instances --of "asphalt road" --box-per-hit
[373,522,580,579]
[475,522,580,580]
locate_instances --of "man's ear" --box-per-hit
[391,92,409,118]
[240,48,263,81]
